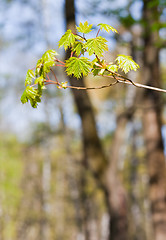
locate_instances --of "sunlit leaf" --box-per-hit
[84,36,108,57]
[65,57,92,78]
[21,86,41,108]
[58,29,76,50]
[76,21,93,34]
[107,64,118,73]
[116,55,140,73]
[72,42,85,56]
[98,23,118,33]
[91,59,105,76]
[35,50,57,77]
[25,70,35,86]
[42,49,58,60]
[34,76,44,86]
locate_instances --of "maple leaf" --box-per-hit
[84,37,108,57]
[21,86,41,108]
[35,50,57,78]
[72,42,85,56]
[76,21,93,34]
[25,70,35,86]
[65,57,92,78]
[107,64,118,73]
[98,23,118,33]
[58,29,76,50]
[116,55,140,73]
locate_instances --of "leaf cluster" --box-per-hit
[21,22,140,108]
[21,50,58,108]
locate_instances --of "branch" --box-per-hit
[47,71,166,93]
[118,80,166,93]
[66,80,118,90]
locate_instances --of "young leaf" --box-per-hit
[107,64,118,73]
[76,21,93,34]
[34,76,44,86]
[58,29,76,50]
[42,49,58,60]
[116,55,140,74]
[91,59,105,76]
[65,57,92,79]
[84,36,108,57]
[98,23,118,33]
[61,81,68,89]
[35,58,43,77]
[35,50,57,77]
[43,60,55,74]
[21,86,41,108]
[72,42,85,56]
[25,69,35,86]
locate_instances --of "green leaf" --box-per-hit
[42,49,58,60]
[21,86,41,108]
[65,57,92,79]
[34,76,44,86]
[91,59,105,76]
[76,21,93,34]
[43,60,55,74]
[116,55,140,74]
[84,36,108,57]
[72,42,85,56]
[25,70,35,86]
[58,29,76,50]
[35,58,43,77]
[107,64,118,73]
[35,50,57,77]
[98,23,118,33]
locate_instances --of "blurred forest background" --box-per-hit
[0,0,166,240]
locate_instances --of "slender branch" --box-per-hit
[96,28,101,37]
[55,59,65,65]
[101,73,166,93]
[50,69,60,85]
[118,80,166,93]
[55,64,65,67]
[65,80,118,90]
[45,71,166,93]
[70,51,74,58]
[65,79,166,93]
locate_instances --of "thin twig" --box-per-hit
[55,59,65,65]
[101,73,166,93]
[50,69,60,85]
[96,28,101,37]
[118,80,166,93]
[66,80,118,90]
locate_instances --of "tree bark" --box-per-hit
[64,1,129,240]
[65,0,107,194]
[106,111,133,240]
[142,1,166,240]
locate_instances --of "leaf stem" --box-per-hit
[55,59,65,65]
[50,69,61,85]
[96,28,101,37]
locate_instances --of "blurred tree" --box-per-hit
[101,0,166,239]
[141,1,166,240]
[64,0,129,240]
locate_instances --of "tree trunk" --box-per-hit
[142,1,166,239]
[106,111,132,240]
[65,0,107,195]
[64,1,129,240]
